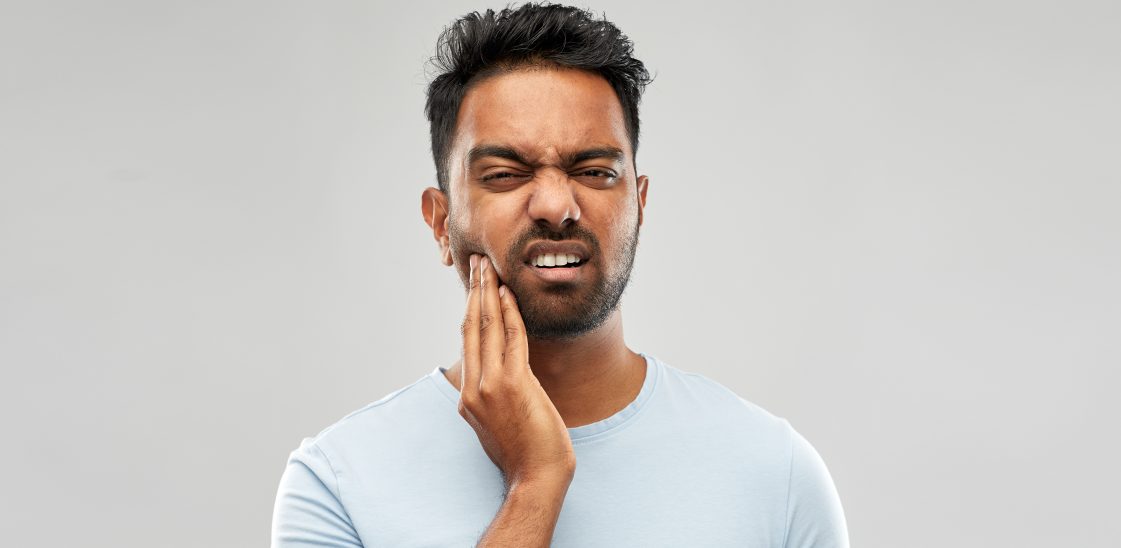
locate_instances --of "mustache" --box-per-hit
[506,223,601,263]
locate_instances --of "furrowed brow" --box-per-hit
[467,145,530,166]
[566,147,625,166]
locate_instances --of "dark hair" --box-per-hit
[425,3,652,192]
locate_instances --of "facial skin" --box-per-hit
[422,67,649,340]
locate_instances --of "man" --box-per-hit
[272,4,848,547]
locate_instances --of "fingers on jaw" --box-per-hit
[468,254,481,291]
[462,254,483,392]
[478,255,506,367]
[496,283,527,366]
[498,286,523,326]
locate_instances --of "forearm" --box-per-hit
[477,477,572,547]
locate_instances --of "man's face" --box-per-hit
[423,67,649,340]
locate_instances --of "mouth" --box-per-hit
[521,244,590,284]
[528,252,584,268]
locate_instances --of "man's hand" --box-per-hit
[459,254,576,488]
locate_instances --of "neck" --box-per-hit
[444,308,647,428]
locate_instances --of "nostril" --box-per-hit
[527,192,580,229]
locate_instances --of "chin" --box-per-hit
[519,300,617,340]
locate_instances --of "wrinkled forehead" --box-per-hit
[450,67,631,169]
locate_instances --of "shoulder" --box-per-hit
[782,427,850,547]
[653,355,795,441]
[291,370,455,465]
[649,356,849,546]
[271,376,445,548]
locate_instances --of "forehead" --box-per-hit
[452,67,629,164]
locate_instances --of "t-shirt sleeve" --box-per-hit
[271,438,364,548]
[782,427,850,548]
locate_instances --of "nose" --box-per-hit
[526,168,581,232]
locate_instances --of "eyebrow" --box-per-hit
[467,145,530,166]
[566,147,625,166]
[466,145,626,168]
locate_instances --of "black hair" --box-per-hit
[424,3,652,192]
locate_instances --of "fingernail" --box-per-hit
[499,285,506,298]
[470,254,478,269]
[480,256,488,273]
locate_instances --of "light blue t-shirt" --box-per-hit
[271,354,848,547]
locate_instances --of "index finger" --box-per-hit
[460,254,481,395]
[498,284,529,374]
[478,255,507,387]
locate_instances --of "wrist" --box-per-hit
[506,472,573,502]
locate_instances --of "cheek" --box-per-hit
[600,192,639,239]
[448,208,511,266]
[446,213,479,262]
[471,195,525,242]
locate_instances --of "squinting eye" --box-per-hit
[481,172,519,182]
[573,169,618,187]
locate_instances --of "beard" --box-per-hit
[449,217,640,340]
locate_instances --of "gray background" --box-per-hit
[1,1,1118,546]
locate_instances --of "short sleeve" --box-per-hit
[271,438,364,548]
[782,428,849,548]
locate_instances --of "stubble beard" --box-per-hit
[448,216,640,341]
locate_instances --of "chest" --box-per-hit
[340,434,789,547]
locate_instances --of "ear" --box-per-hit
[636,175,649,226]
[421,187,453,266]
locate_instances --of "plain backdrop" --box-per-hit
[2,1,1118,546]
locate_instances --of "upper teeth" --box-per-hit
[533,253,581,267]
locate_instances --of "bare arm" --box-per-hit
[477,476,573,547]
[460,254,577,547]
